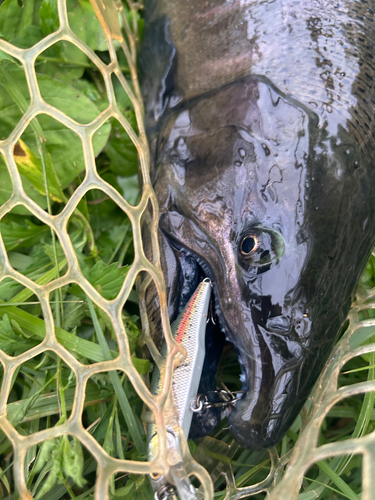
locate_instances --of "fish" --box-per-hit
[147,278,211,499]
[140,0,375,450]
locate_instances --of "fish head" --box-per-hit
[148,76,375,449]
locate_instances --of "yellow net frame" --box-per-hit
[0,0,375,499]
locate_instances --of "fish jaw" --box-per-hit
[156,211,307,448]
[156,219,326,450]
[224,319,314,450]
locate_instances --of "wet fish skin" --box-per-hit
[141,0,375,450]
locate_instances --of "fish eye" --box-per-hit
[238,227,285,270]
[240,235,259,255]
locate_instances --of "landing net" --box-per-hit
[0,1,373,499]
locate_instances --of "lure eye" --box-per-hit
[240,235,259,255]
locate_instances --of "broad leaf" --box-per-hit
[0,314,39,356]
[67,0,108,52]
[13,139,65,202]
[0,219,49,251]
[0,66,111,206]
[71,260,130,300]
[0,0,39,43]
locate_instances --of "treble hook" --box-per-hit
[206,296,216,324]
[190,389,245,412]
[155,484,178,500]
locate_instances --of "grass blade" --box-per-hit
[87,297,145,455]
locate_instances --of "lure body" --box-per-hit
[141,1,375,450]
[148,279,211,498]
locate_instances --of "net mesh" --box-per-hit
[0,0,374,499]
[0,0,213,497]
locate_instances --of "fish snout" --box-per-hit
[224,300,312,450]
[228,407,296,450]
[227,354,307,450]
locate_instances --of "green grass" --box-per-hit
[0,0,374,498]
[0,0,151,497]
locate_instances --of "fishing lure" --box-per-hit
[141,0,375,450]
[148,278,211,499]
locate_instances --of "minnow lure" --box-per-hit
[148,278,211,499]
[141,0,375,450]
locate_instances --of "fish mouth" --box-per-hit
[169,244,252,441]
[167,240,311,450]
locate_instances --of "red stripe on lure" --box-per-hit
[148,278,211,499]
[175,286,202,345]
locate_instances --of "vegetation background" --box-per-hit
[0,0,374,498]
